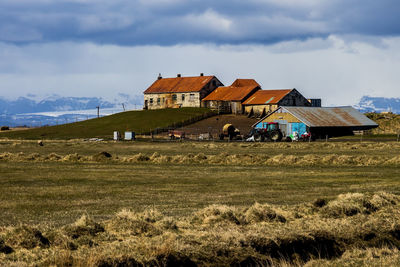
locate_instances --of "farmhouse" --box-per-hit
[242,88,310,116]
[254,106,378,139]
[143,74,223,109]
[202,79,261,114]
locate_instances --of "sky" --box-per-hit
[0,0,400,106]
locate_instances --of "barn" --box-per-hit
[242,88,310,116]
[254,106,379,140]
[202,79,261,114]
[143,74,223,109]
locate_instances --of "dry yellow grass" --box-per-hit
[1,150,400,167]
[1,140,400,266]
[1,192,400,266]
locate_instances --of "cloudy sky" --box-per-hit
[1,0,399,106]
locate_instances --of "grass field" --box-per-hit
[1,140,400,266]
[1,140,400,226]
[0,108,214,139]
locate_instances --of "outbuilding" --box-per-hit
[254,106,379,140]
[202,79,261,114]
[242,88,310,116]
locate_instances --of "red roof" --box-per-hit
[202,85,259,101]
[242,89,292,105]
[144,76,215,94]
[231,79,260,87]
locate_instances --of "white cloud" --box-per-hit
[183,9,233,33]
[0,36,399,106]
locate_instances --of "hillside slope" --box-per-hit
[0,108,214,140]
[366,112,400,134]
[176,114,258,137]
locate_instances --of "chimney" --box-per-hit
[157,73,162,80]
[177,74,181,77]
[200,73,204,76]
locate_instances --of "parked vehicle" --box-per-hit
[169,130,185,140]
[246,122,283,142]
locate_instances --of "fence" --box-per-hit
[142,111,217,135]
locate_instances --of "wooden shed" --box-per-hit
[254,106,379,139]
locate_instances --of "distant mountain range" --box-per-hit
[354,96,400,114]
[1,94,398,127]
[0,94,143,127]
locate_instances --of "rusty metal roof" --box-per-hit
[231,79,260,87]
[242,89,292,105]
[202,85,260,102]
[144,75,216,94]
[272,106,378,127]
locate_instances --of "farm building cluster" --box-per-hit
[143,73,319,116]
[143,74,378,140]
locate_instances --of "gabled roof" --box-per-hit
[144,76,216,94]
[256,106,379,128]
[242,89,292,105]
[231,79,260,87]
[202,85,260,102]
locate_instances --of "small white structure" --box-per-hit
[113,131,121,141]
[124,131,135,140]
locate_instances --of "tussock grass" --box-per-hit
[1,140,400,265]
[1,192,400,266]
[1,151,400,166]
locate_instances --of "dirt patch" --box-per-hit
[172,114,258,138]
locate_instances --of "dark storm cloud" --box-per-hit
[1,0,399,45]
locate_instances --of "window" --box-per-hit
[181,94,185,101]
[149,98,153,105]
[172,94,177,101]
[157,98,160,104]
[189,93,195,101]
[268,123,278,131]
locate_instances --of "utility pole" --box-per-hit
[96,106,100,118]
[122,103,126,111]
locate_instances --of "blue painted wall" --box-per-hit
[290,122,307,135]
[255,121,307,136]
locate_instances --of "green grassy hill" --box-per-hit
[0,108,214,140]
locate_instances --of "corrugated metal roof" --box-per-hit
[144,76,215,94]
[231,79,260,87]
[278,106,378,127]
[202,85,260,101]
[242,89,292,105]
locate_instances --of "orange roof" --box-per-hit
[242,89,293,105]
[231,79,260,87]
[202,85,260,102]
[144,76,216,94]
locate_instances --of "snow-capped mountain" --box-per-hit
[0,94,143,127]
[354,96,400,114]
